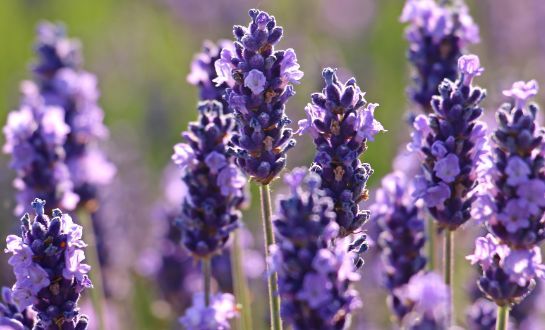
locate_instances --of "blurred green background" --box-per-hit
[1,0,544,329]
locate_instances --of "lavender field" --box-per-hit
[1,0,545,329]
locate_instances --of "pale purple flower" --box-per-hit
[503,248,545,286]
[283,167,307,194]
[205,151,228,174]
[213,48,236,87]
[505,156,531,186]
[503,80,539,109]
[243,69,267,95]
[22,265,50,294]
[517,179,545,215]
[458,54,484,86]
[295,104,325,139]
[279,49,304,86]
[172,143,196,170]
[297,273,333,309]
[217,164,246,197]
[179,292,238,330]
[404,272,449,318]
[354,103,385,142]
[467,234,509,270]
[498,200,531,233]
[431,140,448,158]
[10,287,35,313]
[408,114,430,151]
[433,153,460,183]
[62,247,91,283]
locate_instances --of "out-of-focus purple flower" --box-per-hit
[222,9,302,184]
[298,67,384,238]
[401,0,480,111]
[411,54,487,230]
[4,199,91,329]
[372,171,426,323]
[503,80,539,109]
[271,169,361,329]
[178,292,238,330]
[0,287,35,330]
[458,54,484,86]
[466,298,497,330]
[172,101,246,258]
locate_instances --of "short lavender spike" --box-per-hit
[297,68,384,238]
[219,9,303,184]
[270,168,361,329]
[4,199,92,329]
[401,0,480,112]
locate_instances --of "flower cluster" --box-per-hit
[401,0,479,111]
[298,68,384,238]
[4,199,92,329]
[218,9,303,184]
[372,172,426,322]
[467,234,545,306]
[187,40,235,108]
[270,168,362,329]
[475,80,545,249]
[466,298,497,330]
[179,292,238,330]
[0,287,35,330]
[410,54,488,230]
[32,22,115,210]
[3,83,79,215]
[172,101,246,258]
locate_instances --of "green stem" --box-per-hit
[78,210,106,330]
[427,218,435,271]
[202,258,212,307]
[231,231,253,330]
[496,305,509,330]
[444,229,454,327]
[259,184,282,330]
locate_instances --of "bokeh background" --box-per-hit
[1,0,545,329]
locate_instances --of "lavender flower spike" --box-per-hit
[401,0,480,111]
[271,168,362,329]
[32,22,115,210]
[179,292,238,330]
[410,54,488,230]
[298,67,385,238]
[4,199,92,329]
[219,9,303,184]
[172,101,246,258]
[372,172,426,322]
[0,287,35,330]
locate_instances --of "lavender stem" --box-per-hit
[231,231,253,330]
[427,217,436,271]
[496,305,509,330]
[78,210,106,330]
[260,184,282,330]
[202,258,212,307]
[444,229,454,326]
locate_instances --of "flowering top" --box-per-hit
[372,172,426,322]
[3,84,79,215]
[474,81,545,249]
[467,234,545,305]
[4,199,91,329]
[401,0,479,111]
[0,287,35,330]
[187,40,235,107]
[178,292,238,330]
[32,22,115,209]
[410,54,488,230]
[270,168,362,330]
[172,101,246,258]
[217,9,303,184]
[298,67,384,238]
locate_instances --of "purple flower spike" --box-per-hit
[458,54,484,86]
[401,0,480,111]
[502,80,539,109]
[221,9,303,184]
[172,101,246,258]
[411,53,488,230]
[179,292,238,330]
[4,199,91,329]
[271,169,361,329]
[299,67,384,238]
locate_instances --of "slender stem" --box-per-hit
[443,229,454,327]
[427,217,435,271]
[202,258,212,307]
[78,210,106,330]
[496,305,509,330]
[231,231,253,330]
[259,184,282,330]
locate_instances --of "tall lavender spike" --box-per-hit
[0,287,35,330]
[187,40,235,109]
[410,54,487,231]
[474,80,545,249]
[172,101,246,258]
[218,9,303,184]
[371,172,426,323]
[297,68,385,238]
[4,199,92,330]
[32,22,115,211]
[270,168,362,329]
[3,82,79,215]
[401,0,479,112]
